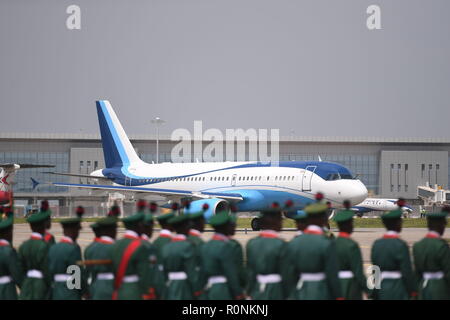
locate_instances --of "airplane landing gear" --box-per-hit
[251,217,260,231]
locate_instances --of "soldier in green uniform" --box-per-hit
[18,200,52,299]
[0,206,23,300]
[111,209,149,300]
[162,210,203,300]
[412,208,450,300]
[246,203,291,300]
[227,205,246,289]
[287,200,343,300]
[371,199,417,300]
[84,206,119,300]
[152,205,176,299]
[43,204,55,246]
[48,206,87,300]
[333,200,367,300]
[186,202,208,298]
[140,201,159,300]
[201,211,245,300]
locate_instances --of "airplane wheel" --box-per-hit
[251,218,260,231]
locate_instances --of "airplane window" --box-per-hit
[267,176,270,180]
[340,174,354,179]
[326,173,340,181]
[227,177,229,181]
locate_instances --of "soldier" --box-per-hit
[333,200,367,300]
[162,212,203,299]
[201,211,245,300]
[412,207,450,300]
[227,205,246,289]
[246,202,291,300]
[0,206,23,299]
[41,201,55,246]
[152,205,176,299]
[140,201,159,300]
[111,208,149,300]
[18,200,52,299]
[48,206,87,300]
[287,200,343,300]
[84,206,119,300]
[371,199,417,300]
[186,202,208,298]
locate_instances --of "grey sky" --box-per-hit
[1,0,449,138]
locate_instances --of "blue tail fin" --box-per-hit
[30,177,39,190]
[96,100,143,168]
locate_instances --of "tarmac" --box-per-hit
[12,222,450,268]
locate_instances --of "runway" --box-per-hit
[11,222,449,266]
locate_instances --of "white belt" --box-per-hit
[0,276,12,284]
[296,272,326,290]
[338,271,354,279]
[97,273,114,280]
[381,271,402,279]
[168,271,187,281]
[54,274,71,282]
[207,275,227,287]
[123,275,139,283]
[27,270,43,279]
[423,271,444,280]
[300,272,326,281]
[257,274,282,284]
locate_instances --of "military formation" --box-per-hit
[0,194,449,300]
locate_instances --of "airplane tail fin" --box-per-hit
[96,100,143,168]
[0,168,15,193]
[30,177,40,190]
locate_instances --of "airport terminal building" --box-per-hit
[1,132,450,209]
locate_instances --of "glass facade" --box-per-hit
[0,152,69,193]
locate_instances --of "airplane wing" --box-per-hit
[44,172,110,181]
[52,182,244,201]
[0,163,55,170]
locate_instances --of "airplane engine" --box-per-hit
[184,198,229,221]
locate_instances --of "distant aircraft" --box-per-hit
[351,198,413,216]
[48,100,368,223]
[0,163,55,206]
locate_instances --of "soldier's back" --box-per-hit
[371,237,416,300]
[287,233,341,300]
[413,237,450,300]
[85,240,115,300]
[48,241,84,300]
[0,242,22,300]
[18,238,51,300]
[111,237,147,300]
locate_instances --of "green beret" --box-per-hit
[156,212,175,223]
[291,210,307,221]
[188,210,206,220]
[426,211,448,219]
[167,214,190,225]
[333,209,355,223]
[209,212,236,227]
[96,216,118,227]
[143,213,154,225]
[304,203,328,216]
[381,209,403,220]
[26,211,50,224]
[0,209,13,230]
[60,217,82,226]
[122,212,145,226]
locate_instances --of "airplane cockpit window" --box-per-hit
[325,173,340,181]
[340,173,355,179]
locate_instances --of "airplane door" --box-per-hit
[302,166,316,191]
[231,174,237,187]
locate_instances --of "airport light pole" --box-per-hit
[151,117,166,163]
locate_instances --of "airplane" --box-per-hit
[0,163,55,206]
[351,198,413,217]
[48,100,368,226]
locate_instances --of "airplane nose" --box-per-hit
[350,180,368,205]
